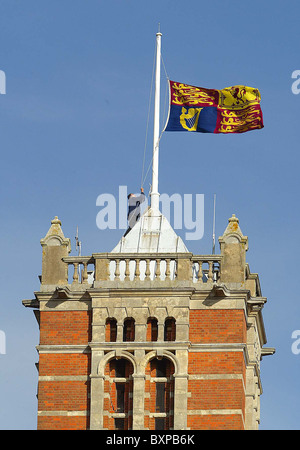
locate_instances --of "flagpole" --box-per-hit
[212,194,216,254]
[150,30,162,211]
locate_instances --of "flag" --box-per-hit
[165,80,263,134]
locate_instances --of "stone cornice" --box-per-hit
[88,286,196,298]
[247,297,268,347]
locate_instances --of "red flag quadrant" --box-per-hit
[165,81,264,134]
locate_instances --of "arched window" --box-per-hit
[164,317,176,341]
[104,358,134,430]
[123,318,135,342]
[144,357,175,430]
[147,318,158,342]
[105,318,117,342]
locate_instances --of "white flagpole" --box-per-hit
[150,30,162,211]
[212,194,216,254]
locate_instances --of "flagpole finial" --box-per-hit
[151,28,162,211]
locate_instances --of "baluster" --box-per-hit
[135,258,140,280]
[155,259,160,279]
[165,259,171,279]
[198,260,203,283]
[190,260,194,282]
[73,262,79,283]
[174,260,177,279]
[215,262,220,282]
[212,262,218,282]
[124,258,130,280]
[145,259,151,280]
[208,261,213,282]
[115,258,120,280]
[82,262,88,283]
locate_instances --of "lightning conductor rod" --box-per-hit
[76,226,81,256]
[150,28,162,212]
[212,194,216,254]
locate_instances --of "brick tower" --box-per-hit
[23,209,274,430]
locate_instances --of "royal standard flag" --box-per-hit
[165,80,263,134]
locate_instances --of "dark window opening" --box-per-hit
[116,383,125,412]
[106,318,117,342]
[115,359,126,378]
[114,418,124,430]
[156,359,167,377]
[109,319,117,342]
[156,383,165,412]
[155,417,165,430]
[147,318,158,342]
[164,318,176,341]
[123,318,135,342]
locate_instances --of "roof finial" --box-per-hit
[228,214,239,223]
[51,216,61,225]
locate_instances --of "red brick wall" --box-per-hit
[188,352,246,381]
[38,416,88,430]
[38,380,89,411]
[37,380,90,430]
[187,379,244,410]
[39,311,92,345]
[39,353,91,376]
[188,309,246,430]
[38,311,91,430]
[187,414,243,430]
[189,310,246,343]
[37,307,247,430]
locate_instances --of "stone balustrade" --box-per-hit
[190,256,221,283]
[63,256,95,284]
[63,253,222,286]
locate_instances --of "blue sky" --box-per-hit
[0,0,299,429]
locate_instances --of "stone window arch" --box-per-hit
[104,357,134,430]
[147,317,158,342]
[105,318,117,342]
[164,317,176,342]
[144,356,175,430]
[123,317,135,342]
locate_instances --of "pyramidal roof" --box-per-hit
[111,207,189,253]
